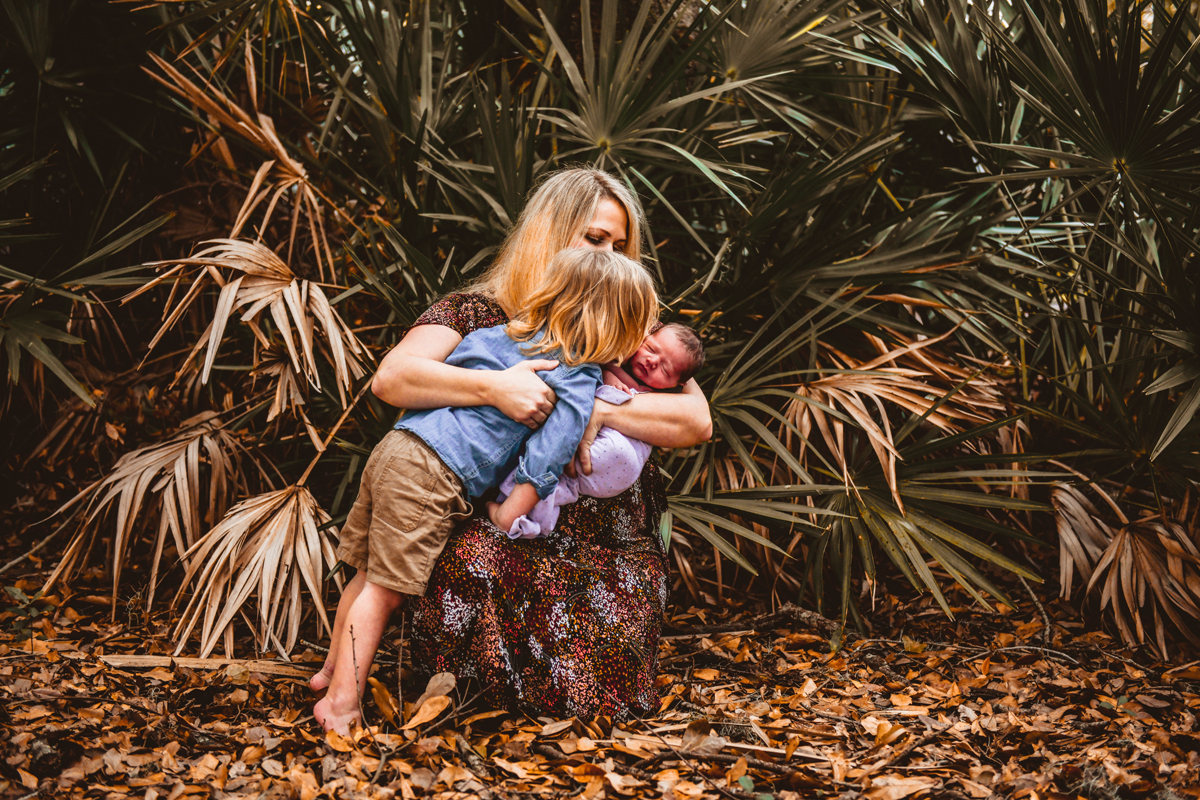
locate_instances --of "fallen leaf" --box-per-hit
[681,719,727,756]
[368,676,399,725]
[402,694,451,730]
[224,663,251,684]
[493,758,528,778]
[865,775,939,800]
[325,729,356,752]
[540,718,576,737]
[605,771,645,794]
[412,671,455,711]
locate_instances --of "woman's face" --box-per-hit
[575,198,628,253]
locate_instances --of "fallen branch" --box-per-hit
[99,654,318,678]
[665,603,838,638]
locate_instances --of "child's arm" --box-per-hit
[498,364,600,515]
[487,483,541,531]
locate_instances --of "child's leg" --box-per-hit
[310,570,368,693]
[313,580,405,734]
[312,430,467,729]
[316,432,393,693]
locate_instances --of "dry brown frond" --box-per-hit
[1052,483,1119,597]
[1053,482,1200,657]
[127,238,372,407]
[171,484,342,659]
[781,327,1003,507]
[43,411,254,613]
[144,47,343,278]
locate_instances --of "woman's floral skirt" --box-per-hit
[410,471,668,719]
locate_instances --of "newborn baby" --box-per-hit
[497,323,705,539]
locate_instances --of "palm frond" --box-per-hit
[171,484,341,659]
[129,239,372,406]
[43,411,255,613]
[1053,480,1200,657]
[145,49,341,279]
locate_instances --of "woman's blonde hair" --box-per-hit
[472,168,645,315]
[507,249,658,367]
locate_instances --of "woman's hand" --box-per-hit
[565,400,612,477]
[371,324,557,426]
[567,379,712,477]
[488,360,559,428]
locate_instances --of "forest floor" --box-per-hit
[2,553,1199,800]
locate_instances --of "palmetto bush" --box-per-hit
[4,0,1198,657]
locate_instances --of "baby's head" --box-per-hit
[628,323,705,390]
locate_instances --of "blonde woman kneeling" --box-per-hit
[314,249,658,734]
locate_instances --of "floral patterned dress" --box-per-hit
[407,293,669,719]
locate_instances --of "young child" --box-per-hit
[313,249,658,734]
[496,322,705,539]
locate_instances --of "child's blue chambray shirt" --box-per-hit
[396,325,602,500]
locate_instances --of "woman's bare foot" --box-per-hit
[314,695,360,735]
[309,664,334,695]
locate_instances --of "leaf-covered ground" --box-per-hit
[2,579,1199,800]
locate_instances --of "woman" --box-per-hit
[370,168,711,718]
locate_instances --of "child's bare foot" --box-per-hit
[314,695,360,735]
[309,665,334,694]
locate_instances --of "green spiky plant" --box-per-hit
[858,0,1200,655]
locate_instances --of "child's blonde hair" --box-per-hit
[472,168,646,315]
[508,249,658,367]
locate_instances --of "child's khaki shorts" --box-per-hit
[337,430,472,595]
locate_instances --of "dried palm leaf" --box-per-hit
[170,384,367,658]
[782,327,1003,507]
[144,47,344,278]
[1087,515,1200,657]
[126,238,372,406]
[1054,480,1200,657]
[1051,482,1118,598]
[170,484,341,659]
[43,411,254,613]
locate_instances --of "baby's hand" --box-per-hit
[602,364,636,395]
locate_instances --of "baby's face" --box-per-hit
[628,328,689,390]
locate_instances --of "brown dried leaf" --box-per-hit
[402,694,452,730]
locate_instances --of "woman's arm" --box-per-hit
[371,324,558,426]
[570,378,712,474]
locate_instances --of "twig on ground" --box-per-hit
[665,603,838,638]
[803,705,861,728]
[633,750,785,775]
[964,645,1079,665]
[865,725,947,773]
[455,733,492,778]
[0,521,69,577]
[1018,575,1053,646]
[536,743,690,791]
[369,744,394,786]
[629,712,771,800]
